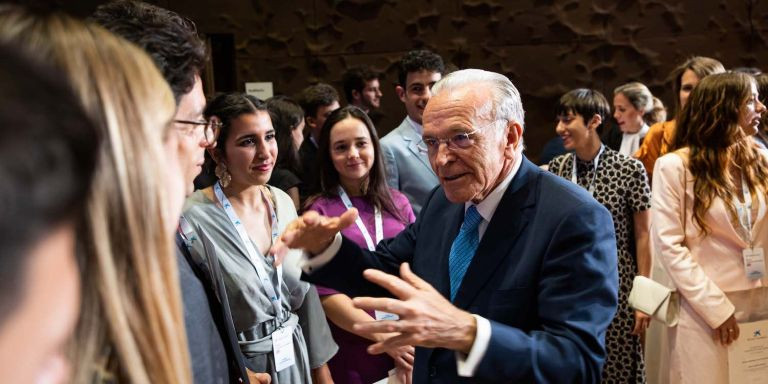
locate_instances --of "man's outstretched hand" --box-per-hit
[270,208,359,264]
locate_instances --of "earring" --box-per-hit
[215,163,231,187]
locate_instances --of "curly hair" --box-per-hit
[91,0,206,104]
[397,49,445,86]
[672,72,768,234]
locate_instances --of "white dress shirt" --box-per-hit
[405,115,423,136]
[619,123,649,156]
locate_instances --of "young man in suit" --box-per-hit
[297,83,341,203]
[277,69,619,383]
[380,50,444,215]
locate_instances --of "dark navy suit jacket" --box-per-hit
[303,157,618,383]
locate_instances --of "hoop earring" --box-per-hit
[215,163,231,187]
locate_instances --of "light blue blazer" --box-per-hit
[380,117,439,216]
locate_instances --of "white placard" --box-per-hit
[272,325,296,372]
[728,319,768,384]
[245,82,274,100]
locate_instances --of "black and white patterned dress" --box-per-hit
[548,147,651,384]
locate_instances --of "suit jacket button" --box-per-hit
[429,365,437,377]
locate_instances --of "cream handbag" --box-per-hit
[629,151,690,327]
[628,276,679,326]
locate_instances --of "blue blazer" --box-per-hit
[303,157,618,383]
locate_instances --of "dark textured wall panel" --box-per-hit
[28,0,768,162]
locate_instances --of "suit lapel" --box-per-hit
[453,158,539,309]
[400,119,433,171]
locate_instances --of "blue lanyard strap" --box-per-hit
[214,182,284,317]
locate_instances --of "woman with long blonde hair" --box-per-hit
[0,8,191,383]
[653,72,768,383]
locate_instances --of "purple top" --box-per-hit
[307,189,415,384]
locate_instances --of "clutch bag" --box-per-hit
[628,275,679,326]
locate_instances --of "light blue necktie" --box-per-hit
[448,205,483,301]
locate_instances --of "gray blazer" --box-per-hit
[380,117,439,216]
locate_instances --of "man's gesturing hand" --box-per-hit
[352,263,477,355]
[270,208,358,264]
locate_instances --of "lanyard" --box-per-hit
[736,173,755,248]
[571,145,605,195]
[214,182,284,317]
[338,186,382,251]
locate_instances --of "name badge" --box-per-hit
[743,247,765,280]
[372,369,399,384]
[272,325,296,372]
[374,310,399,321]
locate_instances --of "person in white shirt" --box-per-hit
[605,82,654,156]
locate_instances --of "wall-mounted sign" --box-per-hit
[245,82,274,100]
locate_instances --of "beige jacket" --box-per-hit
[651,150,767,384]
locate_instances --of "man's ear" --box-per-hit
[503,121,524,158]
[395,85,406,103]
[351,89,361,103]
[305,115,317,130]
[587,114,603,131]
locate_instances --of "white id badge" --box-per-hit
[271,326,296,372]
[374,310,399,321]
[743,247,765,280]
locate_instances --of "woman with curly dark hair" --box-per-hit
[652,72,768,383]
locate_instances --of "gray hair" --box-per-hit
[431,69,525,127]
[613,82,653,113]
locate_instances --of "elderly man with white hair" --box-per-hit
[274,69,619,383]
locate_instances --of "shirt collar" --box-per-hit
[406,115,423,136]
[464,155,523,223]
[623,123,650,139]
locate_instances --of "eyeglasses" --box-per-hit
[417,129,480,154]
[174,117,222,146]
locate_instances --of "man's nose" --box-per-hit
[431,142,452,166]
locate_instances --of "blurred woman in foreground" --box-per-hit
[0,8,191,383]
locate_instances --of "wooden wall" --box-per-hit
[19,0,768,162]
